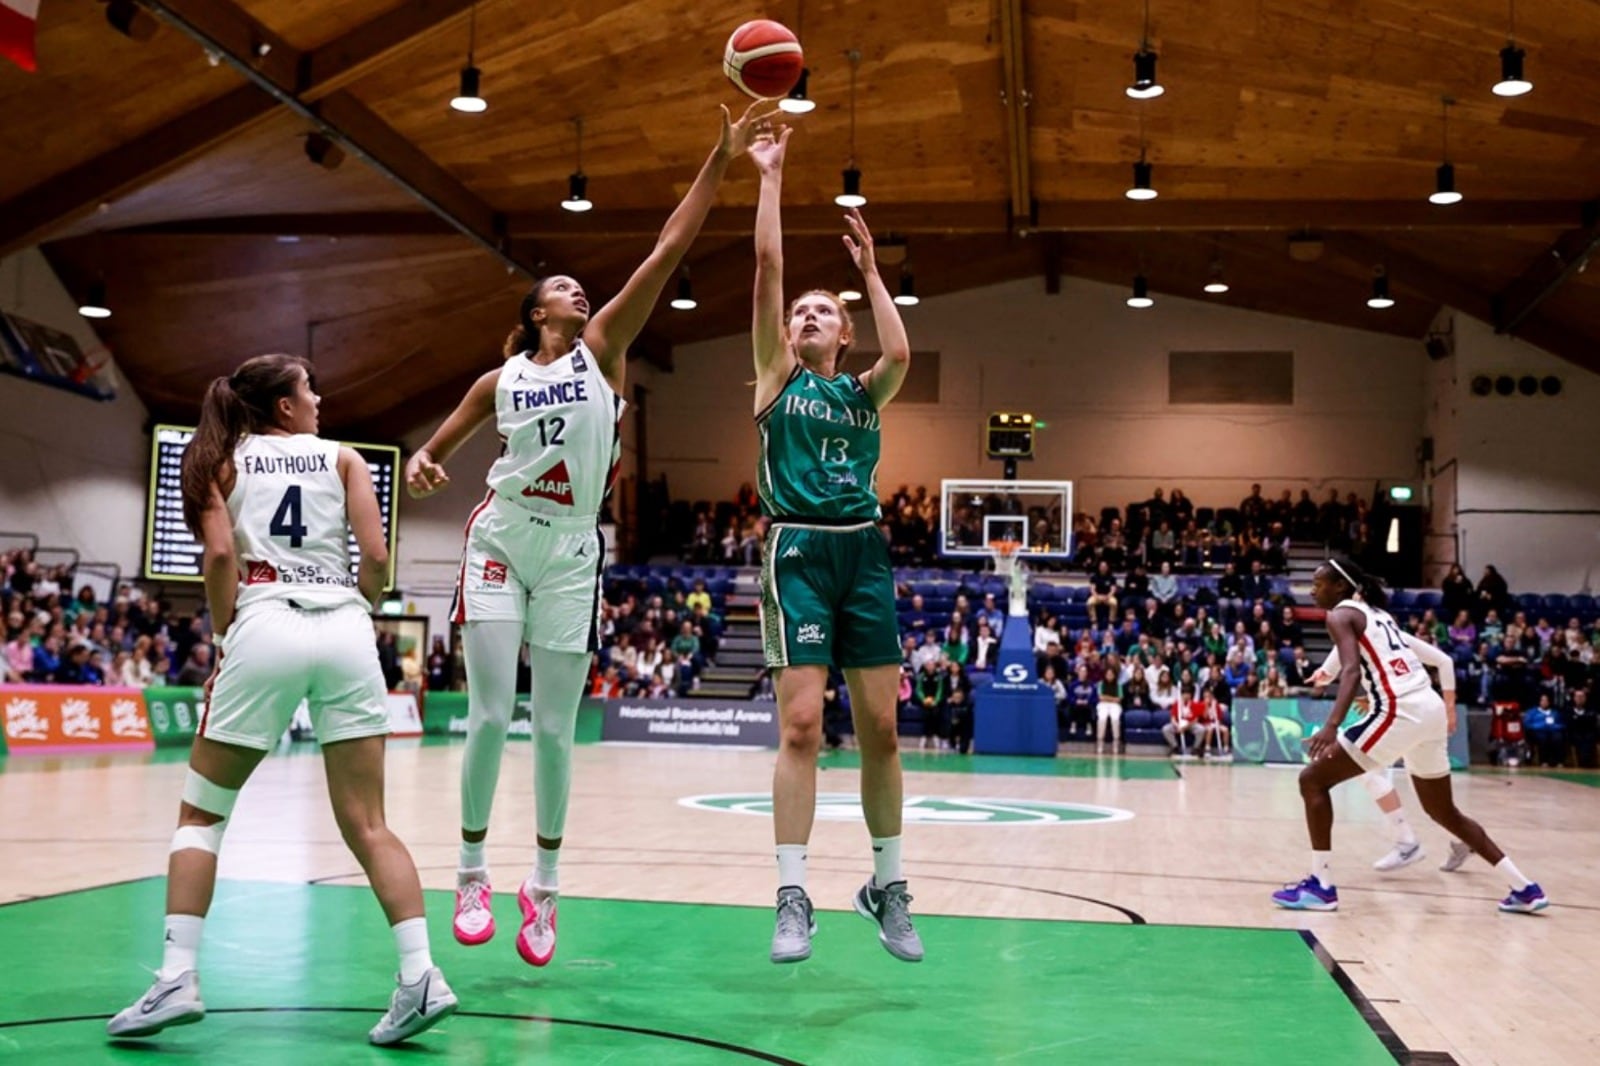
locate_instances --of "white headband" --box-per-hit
[1327,559,1359,589]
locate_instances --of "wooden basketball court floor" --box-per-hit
[2,725,1595,1064]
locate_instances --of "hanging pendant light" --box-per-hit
[1429,98,1462,205]
[562,117,592,212]
[835,50,867,208]
[1126,159,1157,201]
[449,4,486,112]
[838,283,864,302]
[1203,258,1229,294]
[1367,268,1395,309]
[1127,274,1154,308]
[1492,1,1532,96]
[893,266,918,307]
[670,270,697,311]
[78,279,111,319]
[1126,1,1164,98]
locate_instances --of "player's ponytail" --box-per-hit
[180,354,310,536]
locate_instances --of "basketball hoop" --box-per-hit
[990,540,1029,617]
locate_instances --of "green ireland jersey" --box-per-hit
[756,365,882,521]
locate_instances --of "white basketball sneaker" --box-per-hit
[1373,841,1425,872]
[368,967,458,1046]
[106,970,204,1038]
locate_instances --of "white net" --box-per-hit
[991,541,1029,617]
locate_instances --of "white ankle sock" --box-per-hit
[459,839,486,872]
[872,836,904,888]
[534,845,560,891]
[1495,857,1532,891]
[159,914,204,980]
[393,917,432,983]
[776,844,807,890]
[1311,850,1333,888]
[1386,809,1418,847]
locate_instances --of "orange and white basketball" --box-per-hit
[723,19,804,99]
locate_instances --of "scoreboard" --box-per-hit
[143,425,400,589]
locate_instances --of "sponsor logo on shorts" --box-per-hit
[522,459,575,506]
[680,792,1134,826]
[782,545,803,558]
[795,623,826,645]
[482,560,508,588]
[245,560,278,585]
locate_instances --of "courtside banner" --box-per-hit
[143,686,203,748]
[1,685,155,754]
[601,698,779,747]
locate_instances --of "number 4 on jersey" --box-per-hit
[270,485,308,548]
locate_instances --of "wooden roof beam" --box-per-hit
[1032,199,1587,232]
[298,0,479,100]
[1493,200,1600,334]
[998,0,1034,229]
[0,86,278,257]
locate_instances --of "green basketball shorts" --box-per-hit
[759,521,902,670]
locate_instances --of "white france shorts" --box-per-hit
[450,491,605,654]
[1337,686,1451,779]
[202,600,389,750]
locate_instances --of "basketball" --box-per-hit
[723,20,804,99]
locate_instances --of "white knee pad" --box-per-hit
[182,769,240,819]
[1360,770,1396,801]
[172,770,239,855]
[170,821,226,856]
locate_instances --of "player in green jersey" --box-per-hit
[748,122,922,965]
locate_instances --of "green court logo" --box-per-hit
[678,793,1132,825]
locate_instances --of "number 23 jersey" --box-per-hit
[487,340,624,521]
[226,433,364,611]
[1336,598,1434,702]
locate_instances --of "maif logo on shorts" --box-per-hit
[680,792,1133,826]
[795,623,826,645]
[482,560,508,588]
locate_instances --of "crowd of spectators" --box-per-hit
[682,481,1373,575]
[589,576,725,699]
[2,550,215,689]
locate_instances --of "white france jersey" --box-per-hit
[226,434,364,610]
[487,340,624,521]
[1336,598,1434,705]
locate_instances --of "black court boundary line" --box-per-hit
[310,864,1148,925]
[0,875,159,908]
[1298,930,1460,1066]
[7,1008,802,1063]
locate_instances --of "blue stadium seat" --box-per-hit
[1542,594,1570,614]
[1413,590,1442,610]
[1389,589,1416,610]
[1516,593,1543,613]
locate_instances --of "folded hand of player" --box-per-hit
[1305,723,1341,762]
[405,451,450,499]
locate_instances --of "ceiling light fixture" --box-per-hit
[1127,274,1154,308]
[670,269,697,311]
[779,4,816,113]
[1126,0,1164,99]
[1493,1,1532,97]
[562,117,592,212]
[1125,111,1158,200]
[1367,267,1396,309]
[893,266,919,307]
[449,3,487,113]
[1429,97,1463,205]
[1203,257,1229,294]
[78,279,111,319]
[835,49,867,208]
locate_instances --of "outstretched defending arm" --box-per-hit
[585,101,775,394]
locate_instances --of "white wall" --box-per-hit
[1426,312,1600,594]
[0,250,150,573]
[648,274,1426,517]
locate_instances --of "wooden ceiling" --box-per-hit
[6,0,1599,439]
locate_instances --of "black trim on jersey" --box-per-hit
[586,526,607,654]
[753,363,805,425]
